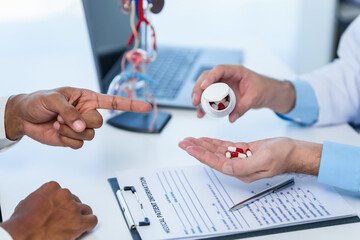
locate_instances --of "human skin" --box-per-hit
[191,64,296,122]
[4,87,152,149]
[0,87,152,239]
[179,137,322,183]
[182,64,322,181]
[0,181,98,240]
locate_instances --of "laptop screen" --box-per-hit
[82,0,132,93]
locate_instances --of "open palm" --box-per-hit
[179,137,297,183]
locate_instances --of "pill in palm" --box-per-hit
[225,146,252,159]
[227,146,244,153]
[246,149,252,157]
[230,151,247,159]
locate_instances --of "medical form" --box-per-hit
[115,165,357,240]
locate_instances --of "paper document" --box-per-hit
[116,165,356,239]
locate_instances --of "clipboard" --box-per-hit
[108,178,360,240]
[108,178,145,240]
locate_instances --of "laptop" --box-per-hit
[82,0,243,108]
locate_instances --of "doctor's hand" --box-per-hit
[4,87,152,149]
[179,137,322,182]
[192,65,296,123]
[0,181,97,240]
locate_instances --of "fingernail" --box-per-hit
[231,113,239,123]
[53,121,60,130]
[73,120,85,132]
[223,164,233,175]
[200,79,207,88]
[58,115,64,123]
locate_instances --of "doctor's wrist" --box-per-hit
[266,80,296,114]
[287,139,322,176]
[5,94,26,141]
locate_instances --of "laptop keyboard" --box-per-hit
[145,48,200,99]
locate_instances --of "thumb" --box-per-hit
[229,95,252,123]
[45,93,86,132]
[222,157,260,177]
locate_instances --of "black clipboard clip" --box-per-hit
[116,186,150,230]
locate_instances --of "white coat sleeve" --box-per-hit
[0,97,18,151]
[299,16,360,126]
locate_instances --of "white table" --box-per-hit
[1,5,360,240]
[2,109,360,240]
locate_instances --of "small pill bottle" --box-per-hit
[200,83,236,118]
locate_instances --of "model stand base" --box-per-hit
[107,110,171,133]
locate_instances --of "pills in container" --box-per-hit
[201,83,236,118]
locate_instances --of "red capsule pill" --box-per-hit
[218,103,226,110]
[228,146,244,153]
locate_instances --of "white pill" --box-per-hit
[211,103,218,110]
[225,151,231,159]
[227,146,244,153]
[246,150,252,157]
[228,146,236,152]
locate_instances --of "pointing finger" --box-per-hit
[58,88,152,113]
[93,93,152,112]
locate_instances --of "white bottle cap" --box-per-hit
[201,83,236,118]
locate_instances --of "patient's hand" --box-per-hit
[179,137,322,182]
[0,181,97,240]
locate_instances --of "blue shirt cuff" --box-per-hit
[276,80,319,125]
[318,141,360,192]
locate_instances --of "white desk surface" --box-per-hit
[1,6,360,240]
